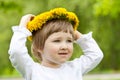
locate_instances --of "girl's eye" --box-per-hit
[53,40,60,42]
[67,40,73,43]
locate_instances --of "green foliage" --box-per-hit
[94,0,120,18]
[70,43,82,60]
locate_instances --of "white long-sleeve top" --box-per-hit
[8,26,103,80]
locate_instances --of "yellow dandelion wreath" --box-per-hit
[27,8,79,40]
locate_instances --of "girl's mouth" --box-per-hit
[58,53,68,55]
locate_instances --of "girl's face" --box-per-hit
[41,31,73,68]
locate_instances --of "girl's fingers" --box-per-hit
[19,14,35,28]
[74,30,82,40]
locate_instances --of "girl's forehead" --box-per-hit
[49,31,73,38]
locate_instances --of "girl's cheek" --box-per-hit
[69,45,73,52]
[51,47,59,52]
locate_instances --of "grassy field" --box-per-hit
[83,73,120,80]
[0,73,120,80]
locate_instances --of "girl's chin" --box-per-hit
[58,60,68,64]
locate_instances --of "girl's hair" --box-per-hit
[31,20,74,61]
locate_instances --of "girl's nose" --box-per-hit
[60,42,68,50]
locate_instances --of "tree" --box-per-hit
[93,0,120,70]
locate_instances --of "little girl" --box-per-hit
[8,8,103,80]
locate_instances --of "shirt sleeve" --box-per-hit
[71,32,103,75]
[8,26,34,77]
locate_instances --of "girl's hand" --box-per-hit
[74,30,82,40]
[19,14,35,28]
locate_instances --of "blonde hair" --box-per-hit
[31,20,74,61]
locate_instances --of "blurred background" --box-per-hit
[0,0,120,79]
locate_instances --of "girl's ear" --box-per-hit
[37,49,43,54]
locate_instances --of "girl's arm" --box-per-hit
[73,31,103,75]
[8,14,35,77]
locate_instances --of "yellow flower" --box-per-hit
[27,8,79,40]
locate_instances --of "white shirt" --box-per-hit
[8,26,103,80]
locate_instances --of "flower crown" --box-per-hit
[27,8,79,40]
